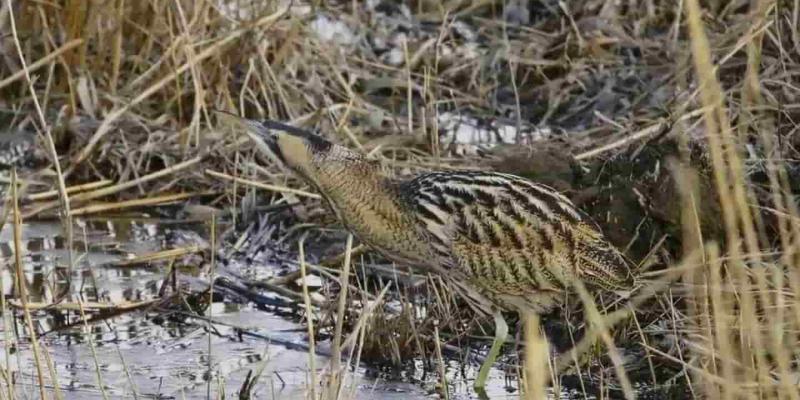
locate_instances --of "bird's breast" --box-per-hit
[326,184,442,272]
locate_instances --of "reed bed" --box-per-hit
[1,0,799,398]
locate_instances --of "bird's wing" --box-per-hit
[402,171,633,295]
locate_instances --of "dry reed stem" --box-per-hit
[8,300,154,312]
[629,311,657,388]
[115,344,139,399]
[114,245,205,267]
[0,185,14,400]
[0,176,47,186]
[572,280,634,400]
[574,119,667,160]
[341,283,392,352]
[402,279,428,366]
[206,214,217,399]
[741,2,799,397]
[433,321,449,400]
[327,234,353,400]
[109,0,124,94]
[70,191,213,216]
[72,4,290,167]
[0,38,84,91]
[251,279,323,307]
[319,245,368,268]
[666,287,696,397]
[27,179,114,202]
[38,343,62,400]
[670,158,713,396]
[684,0,743,248]
[522,313,548,400]
[684,0,788,395]
[298,236,318,400]
[205,169,321,199]
[11,171,48,399]
[344,276,371,399]
[25,157,203,218]
[555,249,703,375]
[7,0,75,290]
[77,300,110,400]
[172,0,206,148]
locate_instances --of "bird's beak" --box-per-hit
[214,110,284,163]
[241,118,280,157]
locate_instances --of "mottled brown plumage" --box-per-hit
[242,117,635,390]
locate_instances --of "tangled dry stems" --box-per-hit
[1,0,799,398]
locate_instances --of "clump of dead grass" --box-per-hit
[2,0,800,399]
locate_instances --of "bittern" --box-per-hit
[240,117,635,390]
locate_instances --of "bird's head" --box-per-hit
[237,117,370,191]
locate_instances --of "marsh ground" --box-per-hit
[1,0,798,398]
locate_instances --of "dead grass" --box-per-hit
[1,0,800,398]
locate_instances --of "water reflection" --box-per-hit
[0,216,435,399]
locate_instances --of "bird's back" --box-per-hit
[398,171,634,313]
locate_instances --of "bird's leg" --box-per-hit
[474,310,508,391]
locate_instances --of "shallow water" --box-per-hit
[0,216,530,399]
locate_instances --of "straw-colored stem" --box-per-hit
[115,245,204,267]
[327,234,353,400]
[0,38,84,91]
[205,169,321,199]
[25,157,203,218]
[340,283,392,352]
[433,321,449,400]
[298,236,317,400]
[115,343,139,399]
[39,341,62,400]
[0,174,14,400]
[11,170,48,400]
[27,179,113,202]
[523,313,548,400]
[206,214,217,399]
[72,5,290,167]
[71,191,213,216]
[571,280,634,400]
[78,301,110,400]
[109,0,124,94]
[7,0,75,291]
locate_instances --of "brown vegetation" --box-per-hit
[1,0,799,398]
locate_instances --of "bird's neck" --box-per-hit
[315,163,429,264]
